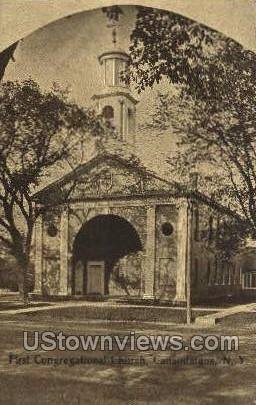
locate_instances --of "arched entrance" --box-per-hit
[72,214,142,296]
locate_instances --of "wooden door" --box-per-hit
[87,261,105,295]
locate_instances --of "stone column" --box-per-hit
[119,99,124,140]
[34,214,43,294]
[175,199,192,303]
[59,207,69,296]
[143,205,156,299]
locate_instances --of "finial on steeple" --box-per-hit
[106,19,119,46]
[102,6,123,46]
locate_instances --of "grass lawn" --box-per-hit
[0,303,51,311]
[0,314,256,404]
[0,303,216,323]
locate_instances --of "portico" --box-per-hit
[32,153,190,302]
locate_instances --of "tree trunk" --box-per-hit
[22,264,30,305]
[16,253,30,305]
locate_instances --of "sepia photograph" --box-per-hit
[0,0,256,403]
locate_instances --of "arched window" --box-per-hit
[102,105,114,120]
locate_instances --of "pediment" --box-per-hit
[35,154,176,204]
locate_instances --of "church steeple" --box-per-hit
[92,9,138,145]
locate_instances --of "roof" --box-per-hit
[33,152,241,220]
[34,152,179,198]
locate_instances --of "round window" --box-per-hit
[102,105,114,120]
[47,223,58,237]
[161,222,174,237]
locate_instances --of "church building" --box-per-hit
[31,25,244,305]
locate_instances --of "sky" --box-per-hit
[5,8,137,106]
[4,6,177,175]
[3,3,256,179]
[1,0,255,52]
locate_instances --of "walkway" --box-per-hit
[195,302,256,326]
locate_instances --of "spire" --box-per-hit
[92,7,138,145]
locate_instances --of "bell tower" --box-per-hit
[92,10,138,145]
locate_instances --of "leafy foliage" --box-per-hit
[0,42,18,80]
[128,6,256,239]
[102,6,123,22]
[214,218,248,261]
[127,7,220,97]
[0,79,107,300]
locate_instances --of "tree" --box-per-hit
[127,7,221,98]
[0,79,108,302]
[127,6,256,238]
[0,41,19,81]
